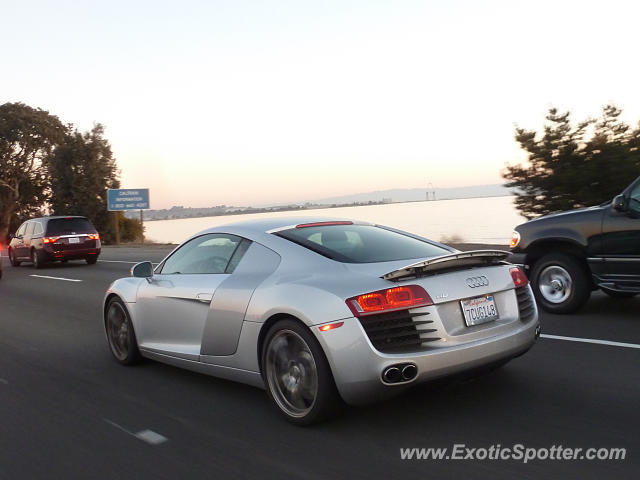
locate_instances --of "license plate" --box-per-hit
[68,237,80,244]
[460,294,499,326]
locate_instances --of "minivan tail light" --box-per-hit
[346,285,433,317]
[43,237,59,244]
[510,267,528,288]
[88,234,100,240]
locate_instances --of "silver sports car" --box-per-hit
[103,218,539,424]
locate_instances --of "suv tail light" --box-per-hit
[510,267,528,288]
[88,234,100,240]
[346,285,433,317]
[43,237,59,244]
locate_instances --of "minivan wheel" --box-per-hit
[261,319,341,425]
[530,253,590,314]
[8,248,20,267]
[86,256,98,265]
[31,249,43,269]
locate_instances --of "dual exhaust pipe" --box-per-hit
[382,363,418,384]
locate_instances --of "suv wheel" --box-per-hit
[530,253,590,314]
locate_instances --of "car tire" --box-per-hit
[261,318,341,425]
[31,249,44,269]
[86,256,98,265]
[530,253,591,314]
[8,248,20,267]
[105,297,141,365]
[600,287,638,299]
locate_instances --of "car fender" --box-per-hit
[246,282,353,327]
[103,277,145,336]
[518,227,588,251]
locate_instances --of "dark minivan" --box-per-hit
[8,216,101,268]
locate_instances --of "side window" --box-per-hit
[34,223,44,235]
[25,223,35,236]
[16,223,27,237]
[628,183,640,214]
[160,234,243,274]
[225,239,252,273]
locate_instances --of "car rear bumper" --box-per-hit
[314,315,539,405]
[42,245,101,260]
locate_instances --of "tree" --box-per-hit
[48,124,121,242]
[0,102,66,239]
[118,212,144,243]
[503,105,640,219]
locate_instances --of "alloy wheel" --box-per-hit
[265,329,319,418]
[538,265,573,304]
[106,301,131,361]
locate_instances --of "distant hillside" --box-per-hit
[312,184,512,205]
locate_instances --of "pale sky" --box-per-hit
[2,0,639,209]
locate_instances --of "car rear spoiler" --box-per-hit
[382,250,510,281]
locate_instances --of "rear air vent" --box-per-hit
[516,286,535,322]
[358,310,440,353]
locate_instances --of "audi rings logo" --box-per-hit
[466,276,489,288]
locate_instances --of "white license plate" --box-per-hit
[460,294,499,326]
[68,237,80,244]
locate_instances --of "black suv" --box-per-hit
[510,176,640,313]
[8,216,101,269]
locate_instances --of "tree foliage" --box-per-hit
[48,124,121,243]
[503,105,640,219]
[118,212,144,243]
[0,103,66,239]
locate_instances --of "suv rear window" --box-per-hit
[46,218,96,235]
[275,224,450,263]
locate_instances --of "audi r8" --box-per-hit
[103,218,539,424]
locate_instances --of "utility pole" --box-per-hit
[139,209,144,244]
[113,211,120,245]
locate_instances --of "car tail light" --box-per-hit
[510,231,521,249]
[346,285,433,317]
[88,234,100,240]
[510,267,528,288]
[43,237,59,244]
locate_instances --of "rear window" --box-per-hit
[275,224,450,263]
[46,218,96,235]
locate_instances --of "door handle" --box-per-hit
[195,293,213,304]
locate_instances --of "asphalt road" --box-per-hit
[0,246,638,479]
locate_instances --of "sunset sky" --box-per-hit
[3,0,639,209]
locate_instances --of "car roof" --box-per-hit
[206,216,366,233]
[25,216,89,223]
[189,217,369,253]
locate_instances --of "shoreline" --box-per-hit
[143,194,514,222]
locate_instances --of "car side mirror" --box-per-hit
[8,233,15,239]
[612,194,626,212]
[131,261,154,279]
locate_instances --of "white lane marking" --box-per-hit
[541,334,640,350]
[135,430,169,445]
[0,378,8,384]
[30,275,82,282]
[104,419,168,445]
